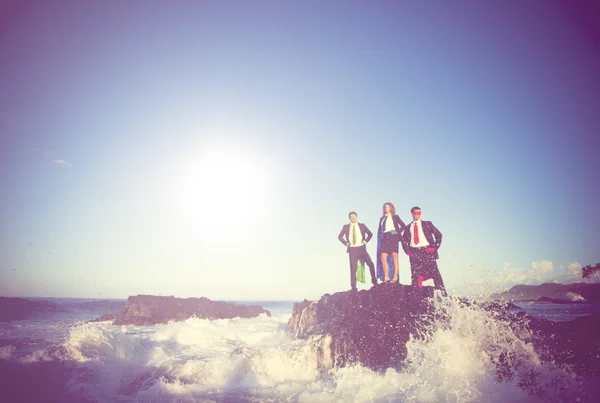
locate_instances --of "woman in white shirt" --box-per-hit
[376,202,406,283]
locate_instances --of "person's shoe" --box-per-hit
[351,287,358,292]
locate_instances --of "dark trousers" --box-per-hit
[348,245,376,289]
[409,247,447,296]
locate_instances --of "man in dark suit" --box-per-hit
[402,206,447,296]
[338,211,377,290]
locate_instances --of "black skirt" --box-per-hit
[380,232,399,254]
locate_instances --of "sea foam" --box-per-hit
[3,297,593,402]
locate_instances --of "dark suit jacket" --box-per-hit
[402,220,442,260]
[377,214,406,238]
[338,223,373,253]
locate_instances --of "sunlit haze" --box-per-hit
[1,1,599,300]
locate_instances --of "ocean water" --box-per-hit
[0,298,599,402]
[511,300,600,322]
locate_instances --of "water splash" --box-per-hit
[400,292,579,402]
[3,298,594,402]
[565,292,586,302]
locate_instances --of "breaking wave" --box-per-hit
[1,297,596,402]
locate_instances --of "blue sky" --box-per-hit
[1,1,599,300]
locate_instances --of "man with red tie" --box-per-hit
[401,206,447,296]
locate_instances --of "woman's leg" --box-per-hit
[381,252,390,281]
[391,252,399,282]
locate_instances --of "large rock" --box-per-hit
[289,284,600,375]
[99,295,271,326]
[289,283,436,369]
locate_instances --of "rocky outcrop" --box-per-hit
[289,284,600,376]
[289,283,436,369]
[95,295,271,326]
[0,297,59,321]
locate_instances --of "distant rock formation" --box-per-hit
[490,282,600,302]
[93,295,271,325]
[0,297,59,321]
[289,284,600,376]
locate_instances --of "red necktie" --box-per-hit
[414,222,420,244]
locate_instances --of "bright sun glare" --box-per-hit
[175,147,269,236]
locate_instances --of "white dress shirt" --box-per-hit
[410,220,430,248]
[382,214,394,233]
[348,223,364,247]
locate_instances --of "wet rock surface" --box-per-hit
[289,284,600,375]
[289,283,435,369]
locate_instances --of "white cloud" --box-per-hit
[503,261,552,284]
[502,260,583,286]
[52,159,73,167]
[531,260,554,279]
[567,261,582,277]
[458,260,585,296]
